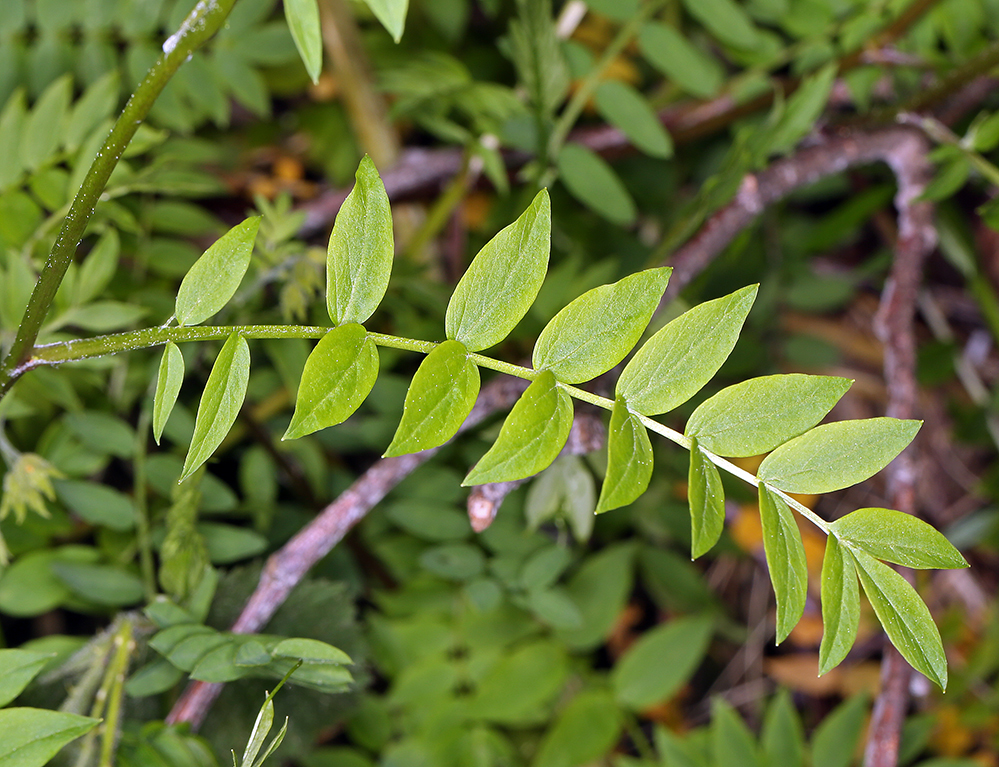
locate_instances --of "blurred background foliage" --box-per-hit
[3,0,999,764]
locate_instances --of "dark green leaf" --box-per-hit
[445,189,550,352]
[594,81,673,158]
[681,0,762,49]
[507,0,568,117]
[199,522,268,564]
[362,0,409,42]
[556,143,636,226]
[818,535,859,675]
[272,638,352,665]
[50,561,144,606]
[532,690,621,767]
[0,650,52,707]
[761,689,805,767]
[596,398,653,513]
[153,341,185,445]
[0,90,26,190]
[556,543,635,650]
[468,640,568,722]
[638,22,723,98]
[55,480,135,531]
[759,484,807,643]
[418,543,485,580]
[0,708,99,767]
[64,70,118,152]
[685,374,852,457]
[75,228,119,305]
[124,657,185,697]
[757,418,921,494]
[712,698,763,767]
[284,0,322,82]
[327,156,394,325]
[533,268,671,383]
[189,641,247,683]
[688,438,725,559]
[830,507,968,570]
[284,323,379,439]
[617,285,758,416]
[175,217,260,326]
[768,63,838,154]
[463,370,572,485]
[385,340,479,456]
[21,74,71,171]
[811,694,869,767]
[526,587,583,629]
[181,334,251,481]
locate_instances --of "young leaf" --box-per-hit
[283,323,379,440]
[362,0,409,43]
[556,144,637,226]
[818,535,859,675]
[284,0,322,84]
[533,267,671,384]
[175,216,261,326]
[463,370,572,485]
[0,708,99,767]
[327,156,394,326]
[445,189,550,352]
[759,484,807,643]
[181,334,250,481]
[830,507,968,570]
[685,374,852,457]
[850,547,948,689]
[153,341,185,444]
[688,437,725,559]
[756,418,921,494]
[617,285,758,416]
[594,81,673,159]
[239,694,275,767]
[385,339,479,456]
[596,398,653,513]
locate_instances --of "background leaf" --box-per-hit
[556,144,637,226]
[0,650,52,707]
[284,0,322,83]
[594,80,673,159]
[361,0,409,43]
[153,341,184,444]
[689,438,725,559]
[638,22,723,98]
[0,708,99,767]
[759,484,807,643]
[831,507,968,570]
[596,398,653,513]
[819,535,860,675]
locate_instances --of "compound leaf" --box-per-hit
[759,484,807,643]
[685,374,851,457]
[533,267,671,384]
[831,507,968,570]
[689,437,725,559]
[0,708,99,767]
[596,398,653,513]
[818,535,859,675]
[463,370,572,485]
[284,323,379,440]
[385,339,479,456]
[284,0,322,83]
[617,285,757,416]
[757,418,921,494]
[153,341,185,444]
[327,156,394,326]
[181,334,250,481]
[446,189,550,352]
[175,216,260,326]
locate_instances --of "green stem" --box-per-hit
[0,0,237,399]
[99,619,133,767]
[134,404,156,602]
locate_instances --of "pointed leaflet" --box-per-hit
[153,341,184,444]
[685,374,851,457]
[175,217,260,326]
[0,708,99,767]
[446,189,550,352]
[463,370,572,485]
[533,268,671,384]
[830,507,968,570]
[181,334,250,481]
[818,535,859,675]
[850,547,948,689]
[284,323,378,440]
[284,0,322,83]
[759,484,807,643]
[596,398,653,513]
[327,156,394,326]
[385,340,479,456]
[617,285,757,416]
[0,649,51,707]
[757,418,921,494]
[689,437,725,559]
[362,0,409,43]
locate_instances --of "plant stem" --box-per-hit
[98,619,133,767]
[0,0,237,400]
[133,404,157,602]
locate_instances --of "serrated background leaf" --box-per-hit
[181,334,250,481]
[284,323,379,440]
[445,189,550,351]
[759,485,807,643]
[618,285,757,416]
[757,418,921,494]
[463,370,572,485]
[327,156,394,326]
[284,0,322,83]
[689,438,725,559]
[685,374,851,457]
[0,708,99,767]
[596,398,653,513]
[831,507,968,570]
[818,535,859,675]
[385,339,479,456]
[533,268,671,384]
[175,216,260,326]
[153,340,184,444]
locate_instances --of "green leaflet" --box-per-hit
[638,22,724,98]
[712,698,764,767]
[175,216,260,327]
[761,690,806,767]
[284,0,322,83]
[532,690,621,767]
[0,708,99,767]
[362,0,409,42]
[180,334,250,482]
[533,268,671,384]
[21,75,71,172]
[768,63,838,155]
[153,341,184,444]
[272,638,352,665]
[327,156,394,326]
[283,323,379,440]
[556,144,637,226]
[618,285,758,416]
[811,694,869,767]
[594,81,673,159]
[818,535,859,675]
[385,339,479,456]
[831,507,968,570]
[688,437,725,559]
[0,650,51,708]
[756,417,921,494]
[596,398,653,513]
[463,370,572,485]
[850,547,948,689]
[680,0,762,50]
[685,374,851,457]
[758,484,807,643]
[445,189,550,352]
